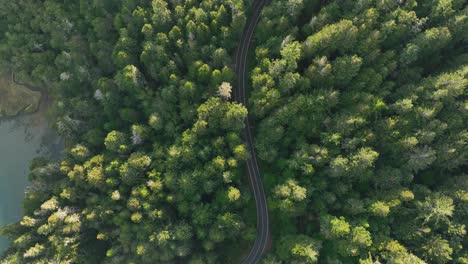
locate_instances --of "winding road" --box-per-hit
[234,0,269,263]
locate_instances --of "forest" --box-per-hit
[0,0,466,263]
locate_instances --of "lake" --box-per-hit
[0,110,62,254]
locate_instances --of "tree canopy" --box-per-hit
[0,0,467,263]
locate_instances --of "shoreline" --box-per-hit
[1,72,63,157]
[11,72,53,115]
[0,72,50,121]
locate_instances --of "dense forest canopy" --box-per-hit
[0,0,467,263]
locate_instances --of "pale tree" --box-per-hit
[217,82,232,100]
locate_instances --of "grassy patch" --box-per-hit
[0,73,41,117]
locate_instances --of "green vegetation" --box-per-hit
[0,0,467,263]
[252,1,467,263]
[0,0,252,263]
[0,74,41,117]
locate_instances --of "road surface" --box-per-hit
[233,0,269,263]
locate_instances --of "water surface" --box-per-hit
[0,111,62,254]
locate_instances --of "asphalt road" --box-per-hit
[233,0,269,263]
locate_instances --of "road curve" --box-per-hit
[233,0,269,263]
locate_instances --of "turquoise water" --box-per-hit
[0,113,62,254]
